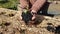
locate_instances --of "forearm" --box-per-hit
[20,0,28,8]
[31,0,46,12]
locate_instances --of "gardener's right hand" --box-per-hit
[31,10,37,20]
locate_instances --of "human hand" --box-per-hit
[31,10,37,20]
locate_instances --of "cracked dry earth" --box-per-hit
[0,8,60,34]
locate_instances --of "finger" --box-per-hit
[32,16,36,20]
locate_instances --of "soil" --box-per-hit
[0,8,60,34]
